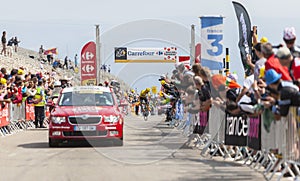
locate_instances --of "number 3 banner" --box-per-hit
[200,16,224,70]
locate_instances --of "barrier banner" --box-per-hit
[247,116,261,150]
[45,107,50,118]
[25,103,35,121]
[225,113,248,146]
[0,103,10,127]
[198,111,209,135]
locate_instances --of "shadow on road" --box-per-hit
[18,140,123,149]
[173,158,262,181]
[18,142,49,149]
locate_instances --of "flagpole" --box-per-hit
[96,25,101,85]
[190,24,196,66]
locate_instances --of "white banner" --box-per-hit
[114,47,177,63]
[200,16,224,70]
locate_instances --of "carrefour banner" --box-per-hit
[114,47,177,63]
[81,41,97,86]
[200,16,224,70]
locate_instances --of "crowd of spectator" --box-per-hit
[0,66,71,128]
[101,64,111,73]
[144,26,300,177]
[1,31,20,57]
[154,26,300,125]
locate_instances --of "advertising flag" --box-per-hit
[200,16,224,70]
[44,48,58,55]
[179,56,190,69]
[232,1,252,76]
[81,41,97,86]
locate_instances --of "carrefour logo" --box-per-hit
[128,51,155,56]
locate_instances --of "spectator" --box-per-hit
[276,46,300,85]
[39,45,44,61]
[192,63,202,77]
[74,54,78,68]
[46,54,51,64]
[63,56,68,69]
[52,60,58,69]
[283,27,300,58]
[263,69,299,117]
[262,42,292,81]
[33,79,46,128]
[13,36,20,52]
[236,68,254,103]
[6,37,14,58]
[253,43,266,81]
[194,76,211,112]
[103,64,107,72]
[1,31,7,56]
[69,60,74,71]
[108,65,111,73]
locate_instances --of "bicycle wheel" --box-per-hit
[144,114,148,121]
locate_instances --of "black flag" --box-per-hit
[232,1,252,76]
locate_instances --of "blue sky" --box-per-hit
[1,0,300,89]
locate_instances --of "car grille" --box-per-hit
[63,130,107,137]
[68,116,102,124]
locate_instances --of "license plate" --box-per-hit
[74,125,96,131]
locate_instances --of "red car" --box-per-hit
[48,86,124,147]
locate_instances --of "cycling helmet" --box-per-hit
[146,88,150,92]
[160,80,166,85]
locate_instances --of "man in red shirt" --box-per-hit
[276,46,300,84]
[261,43,292,81]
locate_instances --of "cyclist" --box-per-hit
[139,88,151,113]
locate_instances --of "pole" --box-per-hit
[225,48,230,76]
[190,24,196,66]
[95,25,101,85]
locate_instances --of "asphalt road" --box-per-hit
[0,114,267,181]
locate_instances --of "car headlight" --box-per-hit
[51,117,66,124]
[104,115,119,123]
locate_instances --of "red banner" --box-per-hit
[25,103,35,121]
[195,43,201,63]
[81,41,97,85]
[179,56,191,69]
[44,48,58,55]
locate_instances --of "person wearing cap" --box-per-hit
[262,42,292,81]
[263,69,299,117]
[283,27,300,58]
[33,79,46,128]
[276,46,300,85]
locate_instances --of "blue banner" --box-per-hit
[200,16,224,70]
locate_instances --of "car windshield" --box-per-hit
[58,91,114,106]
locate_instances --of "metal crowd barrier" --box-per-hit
[170,102,300,181]
[0,102,50,136]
